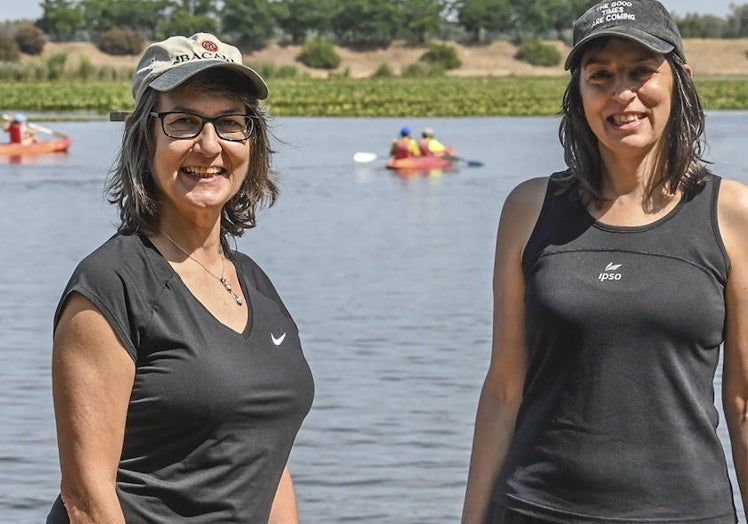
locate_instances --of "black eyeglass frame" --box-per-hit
[149,111,255,142]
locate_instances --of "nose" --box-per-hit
[192,121,222,156]
[611,74,637,103]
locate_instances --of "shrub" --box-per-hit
[0,31,20,62]
[15,25,46,55]
[296,39,341,70]
[420,42,461,70]
[515,39,562,67]
[401,61,445,78]
[98,28,146,56]
[253,62,306,80]
[45,53,67,80]
[76,57,96,81]
[0,62,22,80]
[371,63,395,78]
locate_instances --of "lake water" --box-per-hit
[1,113,746,523]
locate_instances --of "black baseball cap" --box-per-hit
[565,0,686,70]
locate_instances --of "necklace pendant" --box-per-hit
[220,276,243,306]
[162,231,243,306]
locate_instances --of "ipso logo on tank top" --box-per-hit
[598,262,623,282]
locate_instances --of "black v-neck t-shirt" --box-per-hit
[48,233,314,523]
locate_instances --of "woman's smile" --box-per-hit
[180,165,227,180]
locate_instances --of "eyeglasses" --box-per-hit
[150,111,255,141]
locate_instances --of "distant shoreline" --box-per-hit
[30,39,748,80]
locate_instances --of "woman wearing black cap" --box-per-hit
[462,1,748,522]
[47,33,314,523]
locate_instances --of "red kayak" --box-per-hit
[386,147,456,171]
[0,136,73,156]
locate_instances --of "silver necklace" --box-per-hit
[162,231,244,306]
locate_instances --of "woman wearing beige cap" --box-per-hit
[47,33,313,523]
[462,1,748,522]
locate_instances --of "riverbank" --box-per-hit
[36,39,748,79]
[3,76,747,118]
[4,40,748,118]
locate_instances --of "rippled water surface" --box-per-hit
[1,113,746,523]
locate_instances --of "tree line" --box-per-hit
[30,0,748,52]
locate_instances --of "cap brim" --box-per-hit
[564,28,675,70]
[149,60,269,100]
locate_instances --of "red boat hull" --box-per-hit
[386,146,455,171]
[0,137,73,156]
[386,155,452,170]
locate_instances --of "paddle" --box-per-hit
[353,151,483,167]
[353,152,379,163]
[448,155,484,167]
[2,113,68,138]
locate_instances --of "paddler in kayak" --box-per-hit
[1,113,38,145]
[418,127,447,157]
[390,125,421,159]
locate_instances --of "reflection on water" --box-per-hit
[0,114,746,523]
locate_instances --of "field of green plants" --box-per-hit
[1,77,747,118]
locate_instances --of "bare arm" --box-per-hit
[52,293,135,523]
[268,466,299,524]
[461,177,549,524]
[719,179,748,514]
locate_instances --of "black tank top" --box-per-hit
[495,173,736,523]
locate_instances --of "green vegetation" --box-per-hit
[515,40,562,67]
[24,0,748,55]
[0,31,20,61]
[0,52,132,81]
[0,82,132,113]
[420,42,461,70]
[98,27,146,56]
[2,77,746,118]
[296,39,341,69]
[371,63,395,78]
[14,25,46,55]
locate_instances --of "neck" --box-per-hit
[158,211,223,254]
[599,146,670,202]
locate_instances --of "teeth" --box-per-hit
[183,166,223,177]
[612,114,643,125]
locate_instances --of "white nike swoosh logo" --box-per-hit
[271,332,286,346]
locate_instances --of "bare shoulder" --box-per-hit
[498,176,550,239]
[505,176,550,206]
[717,179,748,259]
[718,179,748,213]
[718,179,748,231]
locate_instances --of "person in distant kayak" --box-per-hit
[46,32,313,524]
[390,125,421,159]
[419,127,447,157]
[2,113,37,145]
[462,1,748,522]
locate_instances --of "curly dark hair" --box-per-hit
[106,68,278,254]
[558,37,711,207]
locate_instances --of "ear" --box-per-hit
[683,64,694,79]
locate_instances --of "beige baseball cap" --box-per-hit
[132,32,269,105]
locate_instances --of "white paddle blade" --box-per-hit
[353,152,378,163]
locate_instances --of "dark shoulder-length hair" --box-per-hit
[558,37,711,206]
[106,68,277,253]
